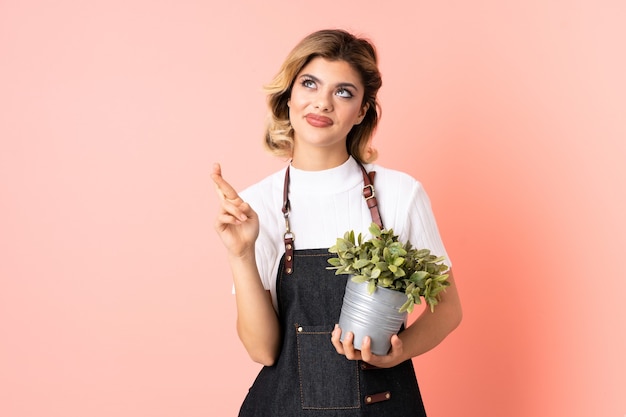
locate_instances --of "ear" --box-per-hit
[355,102,370,125]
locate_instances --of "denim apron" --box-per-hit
[238,164,427,417]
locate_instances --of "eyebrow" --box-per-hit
[299,73,360,91]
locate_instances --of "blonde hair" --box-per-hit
[263,29,382,163]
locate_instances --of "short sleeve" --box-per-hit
[404,181,452,268]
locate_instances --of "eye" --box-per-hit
[336,88,354,98]
[301,77,316,89]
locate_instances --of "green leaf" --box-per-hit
[399,298,414,313]
[374,262,388,271]
[380,277,393,287]
[382,247,391,262]
[367,279,377,294]
[410,271,429,282]
[371,238,384,249]
[435,274,450,282]
[351,275,368,283]
[393,268,406,278]
[327,257,341,267]
[430,286,446,296]
[353,258,371,269]
[369,223,382,237]
[335,266,350,275]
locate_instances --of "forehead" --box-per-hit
[297,57,363,86]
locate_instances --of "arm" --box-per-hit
[230,252,281,366]
[212,163,281,366]
[331,269,462,367]
[395,269,462,358]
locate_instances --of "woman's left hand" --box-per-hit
[330,324,406,368]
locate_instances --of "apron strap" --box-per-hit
[282,165,295,275]
[281,160,384,275]
[357,162,384,230]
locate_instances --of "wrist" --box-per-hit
[228,248,258,275]
[227,245,256,262]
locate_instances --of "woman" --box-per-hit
[212,29,462,416]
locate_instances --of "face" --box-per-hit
[288,57,368,161]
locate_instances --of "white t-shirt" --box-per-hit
[239,156,451,311]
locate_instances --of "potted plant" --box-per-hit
[327,222,450,354]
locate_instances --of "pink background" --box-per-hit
[1,1,625,416]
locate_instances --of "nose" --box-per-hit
[314,91,333,111]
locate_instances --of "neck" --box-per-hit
[291,146,350,171]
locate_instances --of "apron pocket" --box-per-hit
[295,324,361,410]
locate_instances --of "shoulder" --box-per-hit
[363,163,433,234]
[364,163,424,194]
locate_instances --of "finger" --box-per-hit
[211,163,241,201]
[389,334,403,354]
[212,171,238,200]
[211,163,224,198]
[211,162,222,177]
[219,198,250,222]
[360,336,375,363]
[341,332,362,361]
[369,335,402,368]
[331,324,345,354]
[215,212,244,229]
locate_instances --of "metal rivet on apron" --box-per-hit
[286,267,292,274]
[366,396,372,403]
[286,244,292,250]
[287,255,292,261]
[297,326,303,332]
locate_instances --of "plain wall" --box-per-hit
[1,1,624,416]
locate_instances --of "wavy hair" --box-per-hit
[263,29,382,163]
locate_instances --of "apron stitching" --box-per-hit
[294,323,361,410]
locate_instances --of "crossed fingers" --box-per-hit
[211,163,249,224]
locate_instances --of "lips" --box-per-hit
[305,113,333,128]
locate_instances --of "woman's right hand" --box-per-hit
[211,163,259,257]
